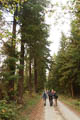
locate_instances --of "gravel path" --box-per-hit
[58,101,80,120]
[44,99,80,120]
[44,99,65,120]
[30,99,80,120]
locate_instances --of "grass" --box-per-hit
[59,95,80,113]
[16,92,41,120]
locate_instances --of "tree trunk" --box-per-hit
[10,11,16,88]
[8,7,17,100]
[17,40,24,104]
[71,82,74,98]
[34,58,38,93]
[29,50,32,92]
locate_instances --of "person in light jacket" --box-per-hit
[42,90,47,106]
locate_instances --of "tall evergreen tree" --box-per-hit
[48,3,80,97]
[17,0,50,102]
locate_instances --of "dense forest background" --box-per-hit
[0,0,80,120]
[0,0,51,119]
[48,1,80,98]
[0,0,51,102]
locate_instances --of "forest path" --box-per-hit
[58,101,80,120]
[44,99,65,120]
[44,99,80,120]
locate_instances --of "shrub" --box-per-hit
[0,100,16,120]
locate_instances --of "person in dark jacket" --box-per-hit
[53,91,58,106]
[48,90,53,106]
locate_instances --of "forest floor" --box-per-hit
[17,93,41,120]
[29,99,44,120]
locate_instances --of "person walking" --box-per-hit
[48,90,53,106]
[51,89,54,95]
[42,90,47,106]
[54,91,58,106]
[51,89,54,105]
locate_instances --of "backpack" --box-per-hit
[54,93,58,99]
[43,92,47,99]
[49,92,53,100]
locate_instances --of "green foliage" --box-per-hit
[18,0,50,92]
[48,10,80,96]
[0,0,50,104]
[0,100,17,120]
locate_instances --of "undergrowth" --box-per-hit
[0,91,41,120]
[17,92,41,120]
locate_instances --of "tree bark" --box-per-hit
[71,82,74,97]
[8,7,17,100]
[34,58,38,93]
[29,50,32,92]
[17,39,24,104]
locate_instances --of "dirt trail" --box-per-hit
[44,99,65,120]
[58,101,80,120]
[44,99,80,120]
[30,99,80,120]
[30,100,44,120]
